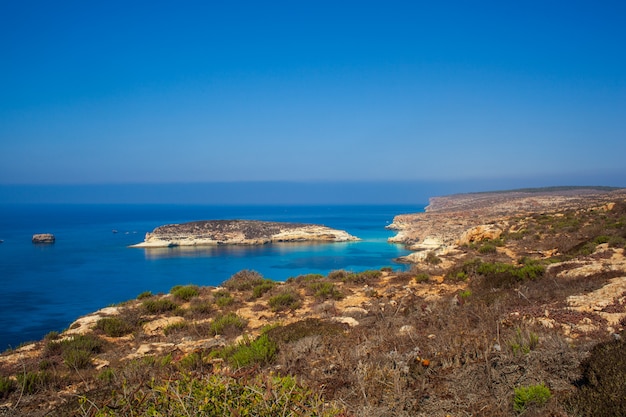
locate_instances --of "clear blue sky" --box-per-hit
[1,1,625,203]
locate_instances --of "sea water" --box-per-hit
[0,204,423,350]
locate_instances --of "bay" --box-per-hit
[0,204,422,350]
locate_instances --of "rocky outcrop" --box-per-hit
[130,220,359,248]
[32,233,55,244]
[457,224,503,246]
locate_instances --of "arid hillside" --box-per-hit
[1,187,626,416]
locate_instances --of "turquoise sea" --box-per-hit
[0,204,422,350]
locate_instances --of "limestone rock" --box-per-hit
[125,343,177,360]
[66,306,122,335]
[457,224,503,246]
[331,316,359,327]
[32,233,55,244]
[341,306,368,318]
[143,316,186,335]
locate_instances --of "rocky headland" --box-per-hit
[388,187,626,263]
[2,187,626,416]
[130,219,359,247]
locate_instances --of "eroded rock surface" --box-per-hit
[131,219,359,247]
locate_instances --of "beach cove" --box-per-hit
[0,204,418,349]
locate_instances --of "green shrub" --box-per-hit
[513,383,551,413]
[289,273,324,285]
[214,289,234,307]
[414,272,430,283]
[593,235,611,245]
[425,251,442,265]
[268,291,302,312]
[39,359,53,370]
[86,374,340,416]
[458,289,472,300]
[64,348,93,369]
[380,266,393,272]
[327,270,350,281]
[137,291,153,299]
[252,281,275,298]
[450,271,468,282]
[309,281,343,300]
[178,351,208,371]
[73,334,104,352]
[476,260,544,288]
[98,368,115,383]
[170,285,200,301]
[163,321,188,336]
[47,334,104,369]
[608,235,626,248]
[209,313,247,336]
[215,334,278,369]
[188,299,213,316]
[143,298,179,314]
[96,316,134,337]
[508,328,539,356]
[223,269,266,291]
[478,243,497,254]
[335,270,383,284]
[0,375,15,398]
[16,371,51,394]
[44,330,60,340]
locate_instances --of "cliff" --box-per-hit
[388,187,626,262]
[130,219,359,247]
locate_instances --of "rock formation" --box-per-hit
[32,233,55,244]
[130,219,359,248]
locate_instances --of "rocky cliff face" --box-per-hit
[388,188,626,262]
[131,220,359,247]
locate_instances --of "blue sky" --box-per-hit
[1,1,625,203]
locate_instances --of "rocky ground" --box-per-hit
[1,187,626,416]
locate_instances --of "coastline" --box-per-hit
[0,204,412,351]
[2,189,626,415]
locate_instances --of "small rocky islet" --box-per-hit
[2,186,626,416]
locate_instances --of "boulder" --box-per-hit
[457,225,502,246]
[32,233,55,244]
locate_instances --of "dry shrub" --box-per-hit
[567,334,626,416]
[222,269,266,291]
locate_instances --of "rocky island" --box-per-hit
[31,233,55,244]
[130,219,359,247]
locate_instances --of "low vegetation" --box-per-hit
[513,383,552,413]
[170,284,200,301]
